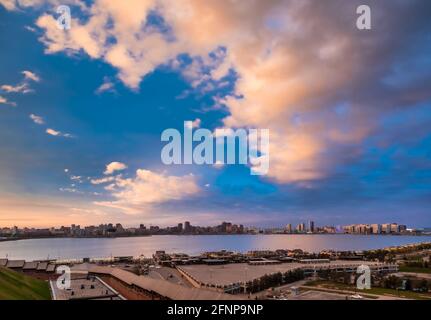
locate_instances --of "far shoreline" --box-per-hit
[1,232,430,243]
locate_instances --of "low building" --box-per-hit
[0,259,7,267]
[248,260,281,266]
[299,259,331,264]
[6,260,25,269]
[23,261,38,270]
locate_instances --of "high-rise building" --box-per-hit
[285,224,292,233]
[308,221,315,233]
[184,221,191,233]
[390,223,400,233]
[239,224,244,233]
[382,223,391,234]
[177,223,183,232]
[371,224,382,234]
[296,223,306,233]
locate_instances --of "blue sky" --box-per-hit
[0,0,430,228]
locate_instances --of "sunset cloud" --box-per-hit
[96,169,201,214]
[29,113,45,125]
[24,0,431,185]
[46,128,73,138]
[22,70,40,82]
[1,83,31,93]
[95,77,115,94]
[0,95,16,107]
[104,162,127,175]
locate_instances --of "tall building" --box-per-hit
[285,224,292,233]
[382,223,391,234]
[296,223,306,233]
[390,223,400,233]
[308,221,315,233]
[177,223,183,232]
[184,221,191,233]
[371,224,382,234]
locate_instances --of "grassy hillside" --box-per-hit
[0,267,51,300]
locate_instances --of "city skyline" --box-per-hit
[1,1,431,228]
[0,219,418,236]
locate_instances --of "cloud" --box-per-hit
[46,128,73,138]
[1,83,32,93]
[22,70,40,82]
[10,0,431,186]
[104,161,127,175]
[95,169,200,214]
[0,0,83,11]
[0,0,17,10]
[29,113,45,125]
[185,118,202,129]
[0,95,16,107]
[90,176,116,185]
[192,118,201,128]
[95,77,115,94]
[70,175,83,183]
[1,70,40,97]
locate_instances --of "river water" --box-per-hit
[1,234,430,261]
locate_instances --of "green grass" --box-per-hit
[305,280,431,300]
[0,267,51,300]
[399,266,431,274]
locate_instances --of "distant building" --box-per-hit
[296,223,306,233]
[308,221,315,233]
[285,224,292,233]
[184,221,191,233]
[371,224,382,234]
[390,223,400,233]
[382,223,391,234]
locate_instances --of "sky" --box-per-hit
[0,0,431,228]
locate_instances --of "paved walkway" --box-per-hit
[299,285,409,300]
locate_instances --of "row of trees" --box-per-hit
[383,275,431,292]
[403,260,430,269]
[317,270,431,293]
[245,269,305,293]
[362,243,431,262]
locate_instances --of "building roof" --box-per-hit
[0,259,7,267]
[37,262,48,271]
[23,261,39,270]
[46,264,56,272]
[72,264,241,300]
[6,260,25,268]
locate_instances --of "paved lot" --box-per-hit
[179,261,380,286]
[290,290,350,300]
[147,266,193,287]
[50,275,123,300]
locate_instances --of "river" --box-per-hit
[1,234,430,261]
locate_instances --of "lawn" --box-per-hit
[305,280,431,300]
[0,267,51,300]
[399,266,431,274]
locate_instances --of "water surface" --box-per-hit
[1,234,430,261]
